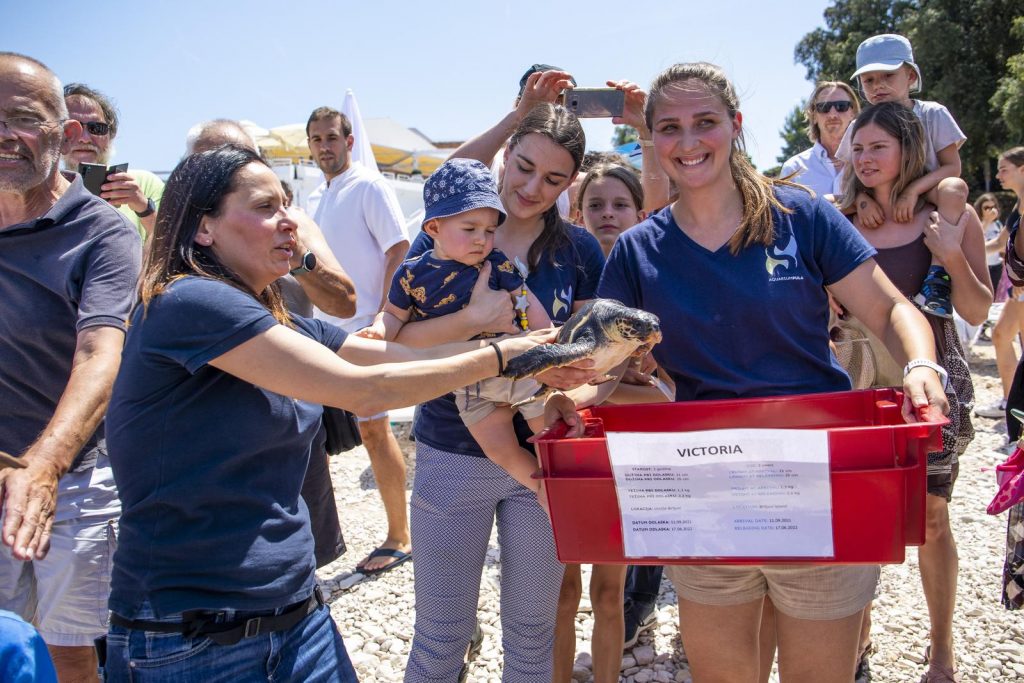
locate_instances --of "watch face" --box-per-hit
[303,251,317,271]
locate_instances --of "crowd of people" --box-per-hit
[0,31,1022,683]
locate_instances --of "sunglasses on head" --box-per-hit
[78,121,111,136]
[813,100,853,114]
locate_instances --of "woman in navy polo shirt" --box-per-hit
[553,63,949,682]
[102,145,550,682]
[396,72,605,682]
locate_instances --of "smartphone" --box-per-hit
[79,162,129,196]
[565,88,625,118]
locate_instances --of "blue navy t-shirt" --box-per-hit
[106,277,346,618]
[599,187,876,401]
[410,226,605,456]
[389,248,523,338]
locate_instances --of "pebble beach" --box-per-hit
[319,339,1023,682]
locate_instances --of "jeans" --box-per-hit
[624,565,664,608]
[103,601,356,682]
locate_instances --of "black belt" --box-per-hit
[109,586,324,646]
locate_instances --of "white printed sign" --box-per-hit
[606,429,834,559]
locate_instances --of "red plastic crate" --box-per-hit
[535,389,947,565]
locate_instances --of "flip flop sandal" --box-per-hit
[357,547,412,576]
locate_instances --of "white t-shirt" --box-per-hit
[308,162,408,332]
[781,142,842,197]
[833,99,966,194]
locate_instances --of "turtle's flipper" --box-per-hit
[502,341,596,380]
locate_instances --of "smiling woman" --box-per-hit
[101,145,554,682]
[551,62,951,683]
[395,74,606,682]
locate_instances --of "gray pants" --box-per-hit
[404,444,564,682]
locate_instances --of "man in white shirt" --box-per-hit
[306,107,412,575]
[780,81,860,197]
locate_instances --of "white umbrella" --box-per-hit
[342,89,379,174]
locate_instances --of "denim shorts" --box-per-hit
[103,599,356,682]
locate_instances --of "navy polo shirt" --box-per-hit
[0,173,141,471]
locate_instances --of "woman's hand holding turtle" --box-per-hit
[534,361,598,391]
[493,328,559,368]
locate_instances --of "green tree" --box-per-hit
[794,0,914,83]
[902,0,1023,187]
[776,104,812,165]
[612,125,638,147]
[992,17,1024,142]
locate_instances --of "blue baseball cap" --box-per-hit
[423,158,507,226]
[851,34,922,93]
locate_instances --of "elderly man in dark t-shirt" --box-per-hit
[0,53,141,682]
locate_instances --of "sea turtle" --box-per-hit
[502,299,662,381]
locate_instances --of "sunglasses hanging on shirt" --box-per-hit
[813,101,853,114]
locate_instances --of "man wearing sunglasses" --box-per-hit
[62,83,163,238]
[0,53,141,683]
[781,81,861,197]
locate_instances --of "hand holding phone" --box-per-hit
[565,88,625,118]
[79,163,129,197]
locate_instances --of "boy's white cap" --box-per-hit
[851,34,922,93]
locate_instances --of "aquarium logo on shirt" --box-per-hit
[765,235,804,282]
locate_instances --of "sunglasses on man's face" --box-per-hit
[77,121,111,136]
[813,100,853,114]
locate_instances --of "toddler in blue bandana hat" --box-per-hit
[358,158,553,493]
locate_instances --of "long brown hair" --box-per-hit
[839,102,926,213]
[506,103,585,269]
[139,144,290,324]
[644,62,805,255]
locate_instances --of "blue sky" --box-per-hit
[5,0,833,174]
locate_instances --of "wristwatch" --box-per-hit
[904,358,948,391]
[135,198,156,218]
[290,251,317,276]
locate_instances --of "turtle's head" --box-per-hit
[616,310,662,346]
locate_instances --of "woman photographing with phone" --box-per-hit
[100,145,553,682]
[396,70,606,682]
